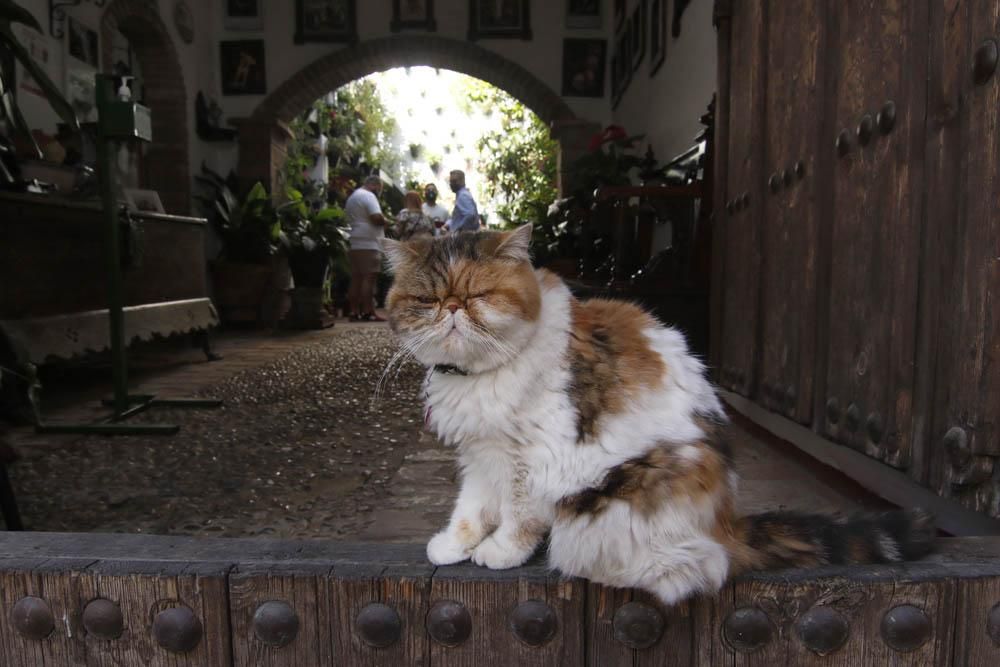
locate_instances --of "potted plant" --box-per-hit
[199,179,283,325]
[277,188,349,329]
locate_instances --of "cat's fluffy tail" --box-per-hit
[730,508,936,572]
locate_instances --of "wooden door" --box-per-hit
[716,0,766,398]
[925,1,1000,518]
[819,0,928,469]
[756,0,825,424]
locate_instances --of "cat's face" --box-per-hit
[384,225,540,373]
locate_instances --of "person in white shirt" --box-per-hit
[345,175,387,321]
[421,183,450,236]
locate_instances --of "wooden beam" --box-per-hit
[721,389,1000,536]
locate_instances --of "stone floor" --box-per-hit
[3,320,881,542]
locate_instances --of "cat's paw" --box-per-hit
[427,531,471,565]
[471,535,531,570]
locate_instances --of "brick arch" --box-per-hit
[239,34,592,194]
[101,0,190,214]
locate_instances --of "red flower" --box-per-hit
[587,125,629,152]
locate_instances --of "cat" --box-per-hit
[383,224,935,605]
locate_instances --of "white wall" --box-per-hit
[611,0,716,166]
[10,0,716,199]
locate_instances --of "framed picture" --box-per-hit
[124,188,165,214]
[295,0,357,43]
[65,67,98,123]
[629,1,645,73]
[224,0,263,31]
[611,30,631,109]
[67,16,99,68]
[468,0,532,41]
[614,0,625,32]
[392,0,436,32]
[561,38,606,98]
[566,0,600,29]
[220,40,267,95]
[649,0,666,75]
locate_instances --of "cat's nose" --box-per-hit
[447,304,460,314]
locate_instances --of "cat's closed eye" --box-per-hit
[415,296,438,304]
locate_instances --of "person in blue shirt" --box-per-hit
[446,170,480,233]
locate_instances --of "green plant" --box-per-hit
[568,125,645,203]
[208,181,281,264]
[277,188,350,287]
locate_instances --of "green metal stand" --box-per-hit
[36,75,221,436]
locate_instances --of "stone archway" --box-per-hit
[238,34,598,195]
[101,0,190,214]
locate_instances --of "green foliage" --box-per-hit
[459,80,558,227]
[211,181,282,263]
[276,187,351,288]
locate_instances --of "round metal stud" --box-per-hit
[877,101,897,134]
[426,600,472,648]
[726,201,735,214]
[973,38,999,85]
[509,600,557,647]
[612,601,665,650]
[987,602,1000,646]
[796,606,849,656]
[794,160,806,179]
[943,426,970,469]
[782,169,794,187]
[826,397,841,424]
[881,604,931,653]
[768,174,781,193]
[82,598,124,641]
[356,602,401,649]
[836,129,851,157]
[845,403,861,432]
[11,596,55,640]
[722,607,773,653]
[740,193,750,209]
[857,114,875,146]
[152,606,203,654]
[866,412,885,444]
[253,601,299,648]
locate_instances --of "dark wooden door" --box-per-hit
[716,0,766,398]
[756,0,825,424]
[819,0,928,469]
[925,2,1000,518]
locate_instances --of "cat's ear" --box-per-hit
[382,238,414,271]
[496,224,533,262]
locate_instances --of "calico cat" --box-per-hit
[383,224,934,605]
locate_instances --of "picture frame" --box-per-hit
[649,0,667,76]
[391,0,436,32]
[566,0,601,30]
[611,29,631,109]
[124,188,165,214]
[67,16,99,68]
[295,0,358,44]
[220,40,267,96]
[561,38,606,98]
[468,0,532,41]
[630,1,645,73]
[223,0,264,31]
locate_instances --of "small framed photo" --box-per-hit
[649,0,667,75]
[220,40,267,95]
[468,0,531,41]
[67,16,99,68]
[295,0,358,43]
[124,188,165,214]
[562,39,606,98]
[630,2,645,73]
[224,0,264,31]
[392,0,436,32]
[566,0,600,29]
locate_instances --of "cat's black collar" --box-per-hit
[433,364,468,376]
